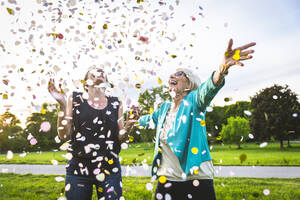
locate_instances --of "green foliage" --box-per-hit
[0,111,23,153]
[206,106,227,139]
[23,103,64,152]
[250,84,300,148]
[1,174,300,200]
[224,101,251,119]
[219,116,250,148]
[137,86,170,142]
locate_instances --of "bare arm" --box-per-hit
[48,78,72,139]
[57,95,73,139]
[118,102,137,144]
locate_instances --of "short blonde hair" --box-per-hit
[176,68,201,91]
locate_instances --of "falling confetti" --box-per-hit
[6,8,15,15]
[6,150,13,159]
[263,189,270,196]
[146,183,153,191]
[244,110,252,116]
[248,133,254,139]
[260,142,268,148]
[40,121,51,132]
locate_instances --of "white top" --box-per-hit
[157,107,214,181]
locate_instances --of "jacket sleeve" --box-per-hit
[195,71,225,111]
[138,103,164,129]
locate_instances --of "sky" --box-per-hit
[0,0,300,125]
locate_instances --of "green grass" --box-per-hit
[0,173,299,200]
[0,142,300,166]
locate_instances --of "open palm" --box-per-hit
[220,39,256,73]
[48,78,67,106]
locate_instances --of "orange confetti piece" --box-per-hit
[200,120,206,126]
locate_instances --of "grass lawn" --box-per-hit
[0,173,299,200]
[0,142,300,166]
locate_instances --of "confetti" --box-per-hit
[272,95,278,100]
[7,150,13,159]
[292,113,298,118]
[65,184,71,192]
[248,133,254,139]
[96,173,105,182]
[260,142,268,148]
[170,55,177,58]
[206,107,213,112]
[244,110,252,116]
[6,8,15,15]
[55,176,64,182]
[30,138,37,145]
[232,50,240,61]
[263,189,270,196]
[200,120,205,126]
[216,136,222,141]
[146,183,153,191]
[193,180,199,187]
[40,121,51,132]
[158,77,162,85]
[103,24,108,29]
[191,147,198,154]
[158,176,167,184]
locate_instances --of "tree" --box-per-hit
[24,103,62,151]
[219,116,250,149]
[205,106,227,141]
[250,84,300,148]
[0,111,24,153]
[224,101,251,120]
[136,86,171,142]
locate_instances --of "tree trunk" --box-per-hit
[280,140,284,149]
[287,138,292,148]
[237,143,241,149]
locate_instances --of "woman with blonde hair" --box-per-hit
[48,66,135,200]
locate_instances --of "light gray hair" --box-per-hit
[176,68,201,91]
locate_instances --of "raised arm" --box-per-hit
[213,38,256,85]
[196,39,256,111]
[48,79,72,139]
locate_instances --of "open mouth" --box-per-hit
[170,80,177,85]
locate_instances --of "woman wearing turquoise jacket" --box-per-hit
[138,39,256,200]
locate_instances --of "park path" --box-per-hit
[1,164,300,178]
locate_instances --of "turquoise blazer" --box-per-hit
[138,72,224,177]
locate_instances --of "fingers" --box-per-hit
[239,55,253,61]
[226,38,233,53]
[234,61,244,66]
[234,42,256,51]
[240,50,255,56]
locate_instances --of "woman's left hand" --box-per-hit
[220,39,256,74]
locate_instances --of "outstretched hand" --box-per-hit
[220,39,256,74]
[48,78,67,107]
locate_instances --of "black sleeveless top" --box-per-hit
[66,91,121,177]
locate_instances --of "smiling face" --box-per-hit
[168,70,190,98]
